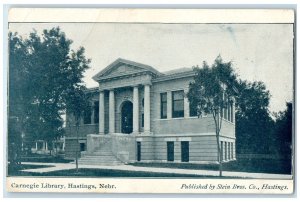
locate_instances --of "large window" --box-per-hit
[160,93,167,119]
[83,107,92,124]
[94,101,99,124]
[172,90,184,118]
[189,102,198,117]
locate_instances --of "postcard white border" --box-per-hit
[5,7,295,195]
[8,8,294,23]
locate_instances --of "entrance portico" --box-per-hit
[92,58,159,135]
[97,84,151,135]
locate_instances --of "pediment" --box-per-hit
[103,64,145,78]
[92,58,162,81]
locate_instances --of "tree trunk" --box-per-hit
[213,111,223,177]
[75,120,79,173]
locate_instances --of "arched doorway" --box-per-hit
[121,101,133,134]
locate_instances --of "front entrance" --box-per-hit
[121,101,133,134]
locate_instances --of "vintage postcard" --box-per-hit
[5,8,294,194]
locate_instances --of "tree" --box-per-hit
[9,32,32,159]
[235,80,274,155]
[8,27,91,159]
[65,86,90,172]
[187,56,237,176]
[272,102,292,158]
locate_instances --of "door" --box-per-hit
[137,142,141,161]
[121,101,133,134]
[167,142,174,162]
[181,141,189,162]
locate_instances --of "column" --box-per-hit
[144,85,151,133]
[133,86,139,133]
[35,142,38,150]
[99,91,105,134]
[109,89,115,133]
[45,142,48,151]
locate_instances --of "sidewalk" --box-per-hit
[19,162,292,179]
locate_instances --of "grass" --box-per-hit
[19,155,73,163]
[8,168,236,178]
[7,156,291,177]
[7,163,55,176]
[130,158,292,175]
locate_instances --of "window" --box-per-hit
[94,101,99,124]
[230,103,234,122]
[181,141,189,162]
[137,142,141,161]
[224,107,228,120]
[80,143,86,151]
[83,107,92,124]
[141,113,144,127]
[229,142,231,160]
[227,104,231,122]
[160,93,167,119]
[221,141,224,161]
[224,142,227,161]
[172,90,184,118]
[231,142,234,159]
[167,142,174,162]
[189,102,197,117]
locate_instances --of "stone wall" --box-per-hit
[137,135,236,163]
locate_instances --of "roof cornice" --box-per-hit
[153,70,195,83]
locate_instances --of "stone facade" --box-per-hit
[65,58,236,164]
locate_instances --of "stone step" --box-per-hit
[78,138,123,166]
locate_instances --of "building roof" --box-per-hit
[91,58,196,86]
[162,67,193,75]
[153,67,195,83]
[92,58,163,81]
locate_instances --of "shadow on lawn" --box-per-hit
[130,158,292,175]
[9,168,236,178]
[7,163,55,176]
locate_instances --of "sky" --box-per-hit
[9,23,294,113]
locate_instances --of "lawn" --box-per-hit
[19,155,73,163]
[8,168,235,178]
[130,158,292,174]
[7,163,55,176]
